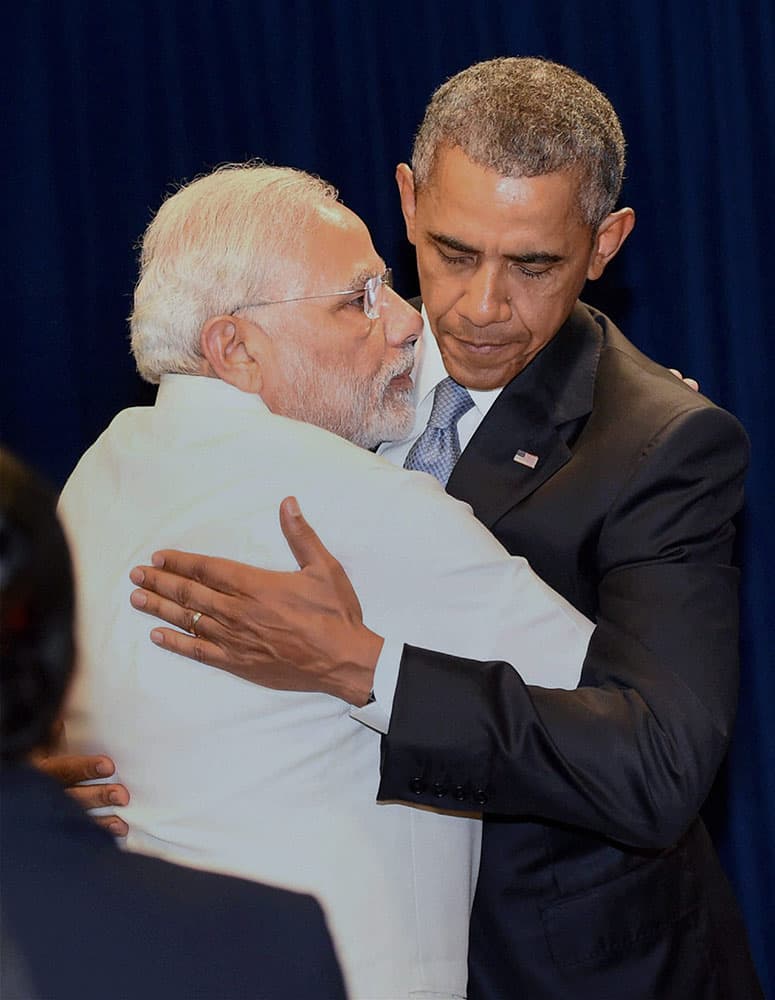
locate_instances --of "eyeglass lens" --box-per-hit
[365,268,393,320]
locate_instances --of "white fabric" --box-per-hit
[59,374,592,1000]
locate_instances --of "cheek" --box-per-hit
[511,274,583,323]
[513,291,563,330]
[416,252,458,307]
[350,334,389,382]
[419,278,460,327]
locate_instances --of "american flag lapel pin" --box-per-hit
[513,448,539,469]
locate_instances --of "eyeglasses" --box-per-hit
[230,267,393,321]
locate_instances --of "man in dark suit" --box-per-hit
[70,59,762,997]
[0,448,347,1000]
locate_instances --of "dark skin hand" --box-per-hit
[129,496,382,707]
[32,748,130,836]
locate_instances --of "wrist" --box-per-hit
[329,626,383,707]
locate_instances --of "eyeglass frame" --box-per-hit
[230,267,393,321]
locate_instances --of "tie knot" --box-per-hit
[428,376,474,429]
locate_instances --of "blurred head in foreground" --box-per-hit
[0,448,74,762]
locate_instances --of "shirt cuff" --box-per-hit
[348,635,403,734]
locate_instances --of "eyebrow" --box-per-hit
[341,264,386,293]
[429,232,564,266]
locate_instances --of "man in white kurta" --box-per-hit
[58,164,592,999]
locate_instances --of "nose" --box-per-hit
[381,286,423,347]
[458,265,512,327]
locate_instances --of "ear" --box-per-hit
[587,207,636,280]
[199,315,263,395]
[395,163,418,246]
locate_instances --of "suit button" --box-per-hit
[409,777,426,795]
[473,787,489,806]
[432,782,447,798]
[453,785,467,802]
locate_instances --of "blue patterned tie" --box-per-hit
[404,376,475,485]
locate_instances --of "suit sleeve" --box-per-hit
[377,404,749,849]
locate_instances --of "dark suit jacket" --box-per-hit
[1,765,347,1000]
[378,302,762,999]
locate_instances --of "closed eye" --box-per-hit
[516,265,552,280]
[435,245,476,267]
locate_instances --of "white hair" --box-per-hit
[129,162,338,384]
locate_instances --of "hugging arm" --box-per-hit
[130,407,745,849]
[379,406,748,848]
[130,497,382,706]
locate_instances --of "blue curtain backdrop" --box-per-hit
[4,1,773,990]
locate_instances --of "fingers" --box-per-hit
[93,814,129,837]
[149,550,253,596]
[34,753,130,837]
[668,368,700,392]
[130,583,237,662]
[147,625,233,673]
[279,496,335,570]
[129,564,233,620]
[130,585,208,634]
[130,552,280,630]
[34,752,117,787]
[67,781,129,811]
[129,561,258,676]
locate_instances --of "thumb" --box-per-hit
[278,497,331,570]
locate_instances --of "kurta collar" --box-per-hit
[155,374,270,414]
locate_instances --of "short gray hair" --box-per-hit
[411,57,626,228]
[130,162,338,384]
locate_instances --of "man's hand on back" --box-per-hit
[669,368,700,391]
[32,750,129,836]
[130,496,383,707]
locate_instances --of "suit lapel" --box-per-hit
[446,304,603,529]
[447,398,572,527]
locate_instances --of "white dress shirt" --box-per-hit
[59,374,591,999]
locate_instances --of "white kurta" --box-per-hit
[60,374,592,999]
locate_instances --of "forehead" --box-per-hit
[292,201,383,293]
[417,147,589,251]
